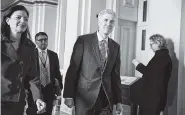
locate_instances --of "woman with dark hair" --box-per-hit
[132,34,172,115]
[1,5,46,115]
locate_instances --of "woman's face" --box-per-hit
[150,40,160,52]
[6,10,28,34]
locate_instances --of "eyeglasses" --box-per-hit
[150,42,157,46]
[36,39,48,42]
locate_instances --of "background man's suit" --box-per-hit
[26,49,63,115]
[63,32,123,115]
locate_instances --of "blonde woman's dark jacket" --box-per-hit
[134,49,172,111]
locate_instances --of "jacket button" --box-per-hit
[18,73,22,77]
[19,61,23,65]
[8,84,12,89]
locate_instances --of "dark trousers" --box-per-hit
[1,101,26,115]
[26,100,53,115]
[139,107,160,115]
[26,84,54,115]
[88,86,112,115]
[86,106,112,115]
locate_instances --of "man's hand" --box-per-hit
[116,103,123,115]
[132,59,140,67]
[36,99,46,114]
[64,98,74,108]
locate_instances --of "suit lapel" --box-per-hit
[35,49,40,75]
[91,32,101,67]
[91,33,115,71]
[1,42,19,61]
[47,50,52,80]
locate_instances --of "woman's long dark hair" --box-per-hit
[1,5,30,40]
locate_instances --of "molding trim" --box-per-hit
[123,0,135,8]
[1,0,58,12]
[54,0,67,58]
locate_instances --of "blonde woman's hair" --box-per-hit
[149,34,167,49]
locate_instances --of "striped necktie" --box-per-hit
[99,39,107,65]
[40,51,49,87]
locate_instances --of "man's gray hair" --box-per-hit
[97,9,116,20]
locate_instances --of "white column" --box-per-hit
[63,0,80,71]
[60,0,81,113]
[79,0,92,35]
[27,0,58,52]
[31,4,44,42]
[54,0,67,69]
[177,0,185,114]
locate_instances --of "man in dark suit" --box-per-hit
[63,9,123,115]
[26,32,63,115]
[132,34,172,115]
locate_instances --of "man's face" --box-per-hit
[98,13,115,35]
[35,35,48,50]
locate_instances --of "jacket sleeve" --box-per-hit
[55,53,63,90]
[136,63,147,74]
[147,57,170,87]
[63,37,84,98]
[111,45,123,104]
[27,49,42,102]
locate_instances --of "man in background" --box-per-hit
[26,32,63,115]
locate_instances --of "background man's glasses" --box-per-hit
[36,39,48,42]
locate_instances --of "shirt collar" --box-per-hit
[37,47,47,54]
[97,31,108,43]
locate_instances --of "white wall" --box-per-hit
[148,0,182,58]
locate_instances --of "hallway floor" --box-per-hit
[52,104,131,115]
[24,104,132,115]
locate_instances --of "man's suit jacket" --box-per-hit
[36,49,63,99]
[134,49,172,111]
[63,32,123,113]
[27,49,63,105]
